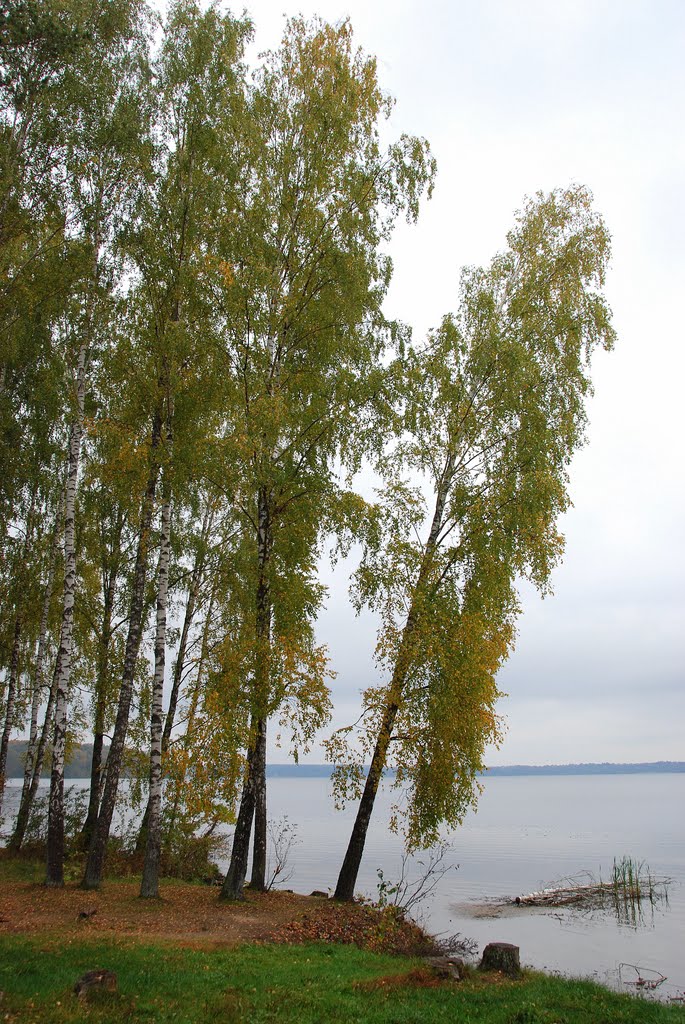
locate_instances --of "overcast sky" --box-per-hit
[161,0,685,765]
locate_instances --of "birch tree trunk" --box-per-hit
[81,413,161,890]
[334,699,401,901]
[0,484,39,816]
[334,458,454,901]
[18,646,43,814]
[8,509,60,845]
[250,487,272,892]
[0,616,22,818]
[9,651,60,850]
[219,720,258,900]
[249,716,268,890]
[46,341,88,887]
[165,583,216,843]
[221,487,272,899]
[81,512,124,849]
[161,502,213,753]
[140,478,172,898]
[136,502,211,850]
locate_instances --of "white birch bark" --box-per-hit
[162,501,214,752]
[46,340,88,886]
[82,414,161,890]
[0,484,39,813]
[0,617,22,818]
[10,650,60,850]
[166,584,216,838]
[12,509,61,839]
[223,486,272,899]
[136,501,213,850]
[140,481,172,898]
[81,508,124,847]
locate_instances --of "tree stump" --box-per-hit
[479,942,521,978]
[424,955,466,980]
[73,969,118,1000]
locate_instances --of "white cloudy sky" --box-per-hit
[161,0,685,765]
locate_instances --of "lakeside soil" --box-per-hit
[1,878,314,947]
[0,869,436,957]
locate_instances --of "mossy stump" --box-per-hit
[74,969,118,1000]
[479,942,521,978]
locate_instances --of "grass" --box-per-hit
[0,849,47,883]
[1,935,684,1024]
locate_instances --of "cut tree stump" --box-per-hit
[479,942,521,978]
[73,970,118,1000]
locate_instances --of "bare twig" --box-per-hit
[618,963,667,991]
[265,816,300,890]
[375,840,456,916]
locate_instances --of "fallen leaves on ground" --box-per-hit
[263,899,437,956]
[0,878,436,957]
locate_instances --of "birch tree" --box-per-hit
[8,494,63,849]
[0,2,83,794]
[0,1,82,533]
[75,465,132,849]
[216,16,435,899]
[331,186,616,900]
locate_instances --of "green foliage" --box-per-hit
[1,3,436,858]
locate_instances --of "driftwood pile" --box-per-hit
[504,860,670,916]
[512,879,624,908]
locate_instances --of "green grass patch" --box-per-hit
[0,849,47,884]
[0,850,221,893]
[0,935,682,1024]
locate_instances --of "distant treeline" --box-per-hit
[481,761,685,776]
[5,742,684,780]
[4,741,106,780]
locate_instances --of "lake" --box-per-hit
[3,772,684,1001]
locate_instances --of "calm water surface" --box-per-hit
[3,773,683,1000]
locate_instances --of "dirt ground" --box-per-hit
[0,873,439,958]
[0,879,325,948]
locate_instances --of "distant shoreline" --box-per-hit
[5,740,684,780]
[479,760,685,776]
[270,761,685,778]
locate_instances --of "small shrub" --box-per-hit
[21,786,88,852]
[160,831,229,882]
